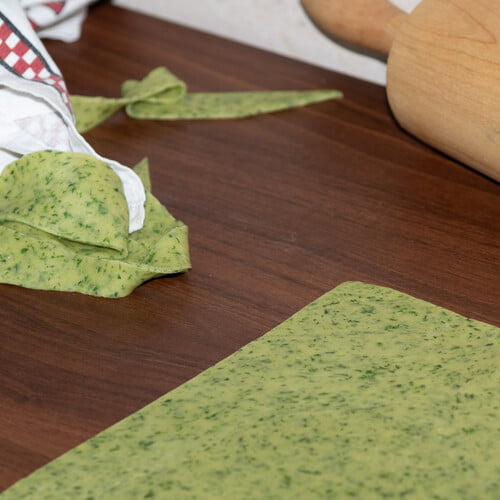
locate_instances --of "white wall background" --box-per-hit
[111,0,421,85]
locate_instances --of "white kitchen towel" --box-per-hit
[21,0,96,42]
[0,0,145,232]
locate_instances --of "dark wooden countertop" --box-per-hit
[1,1,498,491]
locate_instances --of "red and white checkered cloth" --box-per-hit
[0,12,70,104]
[0,1,96,107]
[0,0,146,233]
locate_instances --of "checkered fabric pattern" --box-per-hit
[0,11,70,106]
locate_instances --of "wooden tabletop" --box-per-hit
[1,1,498,492]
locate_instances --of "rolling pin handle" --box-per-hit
[301,0,407,55]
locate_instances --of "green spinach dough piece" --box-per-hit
[71,66,342,132]
[2,282,498,498]
[0,151,190,297]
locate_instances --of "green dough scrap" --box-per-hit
[2,282,498,498]
[70,66,342,132]
[71,67,186,133]
[120,66,186,103]
[132,157,152,192]
[126,90,343,120]
[0,151,190,297]
[70,96,126,134]
[0,151,129,255]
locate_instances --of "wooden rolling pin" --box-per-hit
[302,0,500,181]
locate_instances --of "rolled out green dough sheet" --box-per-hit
[0,152,190,297]
[2,282,498,498]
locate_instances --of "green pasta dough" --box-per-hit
[126,90,342,120]
[71,67,186,132]
[0,151,190,297]
[2,282,498,498]
[70,66,342,132]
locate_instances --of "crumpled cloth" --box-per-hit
[0,0,146,232]
[20,0,96,41]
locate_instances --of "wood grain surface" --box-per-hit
[1,1,499,491]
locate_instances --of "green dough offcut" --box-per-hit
[71,67,186,133]
[2,282,498,498]
[126,90,342,120]
[0,151,190,297]
[70,66,342,132]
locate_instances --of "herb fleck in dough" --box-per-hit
[2,282,498,498]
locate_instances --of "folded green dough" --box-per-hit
[71,66,343,132]
[2,282,498,498]
[0,151,190,297]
